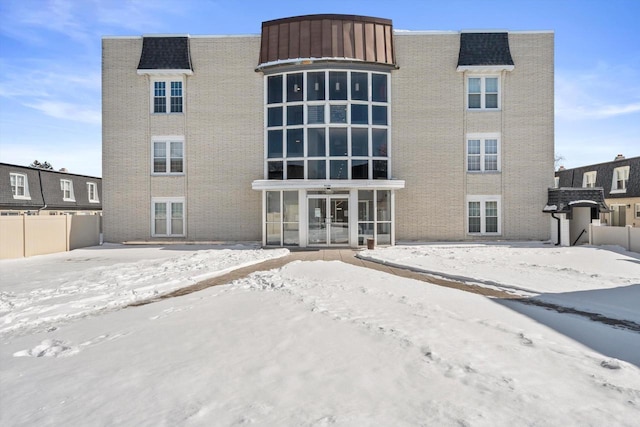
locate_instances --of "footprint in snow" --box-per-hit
[13,339,79,358]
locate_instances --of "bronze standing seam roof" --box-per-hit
[258,14,396,68]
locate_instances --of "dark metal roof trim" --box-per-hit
[457,32,514,68]
[137,36,193,72]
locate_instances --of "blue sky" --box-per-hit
[0,0,638,177]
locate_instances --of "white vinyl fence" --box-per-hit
[590,224,640,253]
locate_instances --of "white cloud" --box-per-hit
[25,100,101,125]
[555,65,640,120]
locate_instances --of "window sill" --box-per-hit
[12,195,31,200]
[89,200,100,204]
[151,112,184,115]
[466,108,501,112]
[466,171,501,174]
[609,189,627,194]
[63,198,76,202]
[151,173,185,176]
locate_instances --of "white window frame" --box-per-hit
[150,76,184,114]
[582,171,597,188]
[10,172,31,200]
[467,195,501,235]
[466,133,501,172]
[467,75,500,110]
[635,203,640,219]
[60,179,75,202]
[553,177,560,188]
[87,182,100,203]
[151,136,185,175]
[610,166,629,193]
[151,197,185,237]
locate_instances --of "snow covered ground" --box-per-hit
[0,243,289,337]
[359,242,640,325]
[1,243,639,425]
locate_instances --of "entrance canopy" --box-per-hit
[543,187,610,216]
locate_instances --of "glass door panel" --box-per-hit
[308,198,327,245]
[330,198,349,244]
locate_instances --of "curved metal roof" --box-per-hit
[258,14,396,69]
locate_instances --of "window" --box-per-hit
[152,198,185,236]
[10,173,30,199]
[467,196,501,235]
[467,134,500,172]
[60,179,75,202]
[152,138,184,174]
[611,166,629,193]
[264,70,390,180]
[152,79,183,113]
[468,76,499,110]
[582,171,597,188]
[635,203,640,219]
[87,182,99,203]
[553,177,560,188]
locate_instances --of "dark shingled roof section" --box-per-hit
[457,32,514,66]
[555,156,640,199]
[545,188,609,214]
[137,36,192,70]
[0,163,101,211]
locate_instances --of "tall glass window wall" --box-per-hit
[266,70,390,180]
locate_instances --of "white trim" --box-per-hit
[138,69,193,76]
[635,203,640,219]
[466,195,502,235]
[457,65,514,73]
[151,197,185,237]
[252,179,405,191]
[9,172,31,200]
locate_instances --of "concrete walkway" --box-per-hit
[130,248,517,307]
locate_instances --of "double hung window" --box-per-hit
[611,166,629,193]
[87,182,99,203]
[467,134,500,172]
[468,76,499,110]
[152,198,185,236]
[152,139,184,174]
[10,173,30,199]
[153,79,183,113]
[467,196,501,235]
[61,179,75,201]
[582,171,597,188]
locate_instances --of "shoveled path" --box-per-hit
[129,248,516,307]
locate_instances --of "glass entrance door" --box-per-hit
[307,197,349,246]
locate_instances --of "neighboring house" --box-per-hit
[555,155,639,227]
[102,14,554,247]
[0,163,102,215]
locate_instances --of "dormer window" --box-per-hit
[61,179,75,202]
[582,171,597,188]
[611,166,629,193]
[10,172,30,200]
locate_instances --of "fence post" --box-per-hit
[22,214,27,258]
[628,225,632,251]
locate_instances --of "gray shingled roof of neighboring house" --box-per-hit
[555,156,640,199]
[137,36,192,70]
[0,163,102,211]
[544,187,610,214]
[457,32,514,66]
